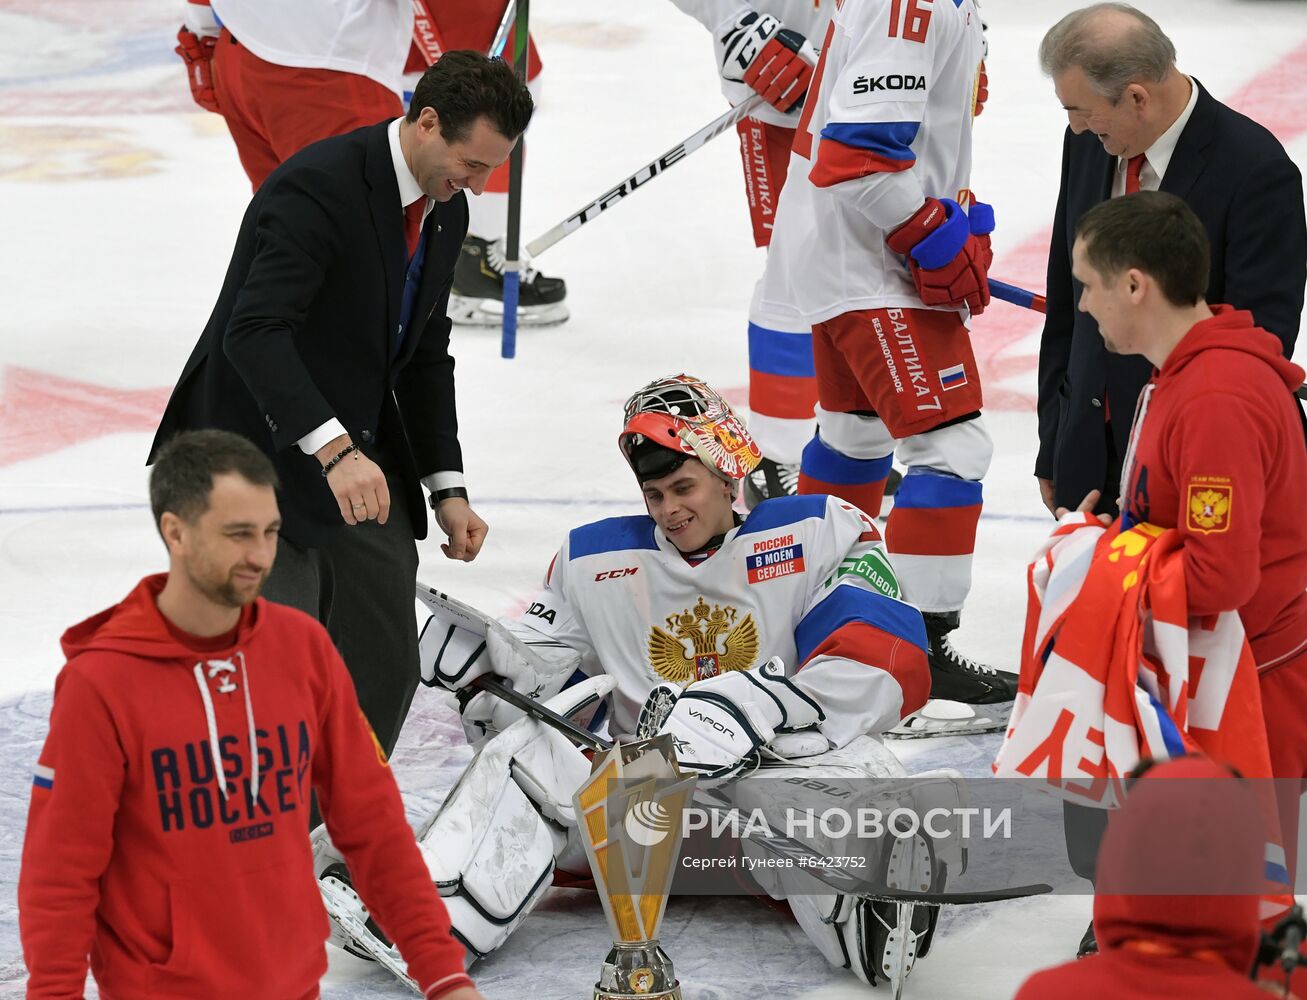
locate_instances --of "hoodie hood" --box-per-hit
[1093,756,1264,974]
[63,573,267,802]
[1160,305,1305,394]
[61,573,264,662]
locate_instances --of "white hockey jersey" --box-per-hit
[502,494,930,748]
[759,0,986,324]
[207,0,414,97]
[666,0,836,129]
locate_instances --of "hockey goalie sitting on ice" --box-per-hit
[315,375,966,990]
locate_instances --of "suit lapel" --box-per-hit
[1159,80,1214,202]
[365,121,405,357]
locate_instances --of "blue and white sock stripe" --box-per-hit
[33,763,54,790]
[893,469,983,509]
[801,434,892,486]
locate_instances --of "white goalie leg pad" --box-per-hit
[728,738,961,983]
[415,677,613,960]
[789,893,851,970]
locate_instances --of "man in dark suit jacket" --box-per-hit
[1035,3,1305,518]
[150,52,533,757]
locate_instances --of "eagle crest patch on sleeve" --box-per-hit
[1186,477,1233,534]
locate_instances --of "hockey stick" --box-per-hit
[525,95,766,257]
[467,675,1053,904]
[488,0,517,59]
[500,0,530,358]
[989,278,1047,314]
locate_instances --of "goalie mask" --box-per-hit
[619,375,762,483]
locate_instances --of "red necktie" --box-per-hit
[1124,154,1146,195]
[404,197,426,259]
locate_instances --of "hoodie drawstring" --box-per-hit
[1118,382,1154,514]
[192,655,260,801]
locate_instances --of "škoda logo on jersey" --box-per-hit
[647,596,758,684]
[848,63,930,106]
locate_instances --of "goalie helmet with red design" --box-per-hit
[619,375,762,483]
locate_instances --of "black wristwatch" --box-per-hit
[429,486,469,510]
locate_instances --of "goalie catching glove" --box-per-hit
[637,658,825,783]
[886,198,995,314]
[718,12,816,114]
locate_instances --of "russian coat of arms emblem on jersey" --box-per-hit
[647,596,758,684]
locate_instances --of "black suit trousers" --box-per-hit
[262,475,421,759]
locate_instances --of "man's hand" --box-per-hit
[886,198,995,314]
[175,27,220,114]
[435,497,488,561]
[718,12,815,113]
[1054,489,1114,527]
[1037,476,1057,516]
[316,434,390,526]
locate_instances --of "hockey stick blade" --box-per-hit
[846,883,1053,906]
[526,96,765,257]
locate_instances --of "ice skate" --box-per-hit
[449,235,569,327]
[889,613,1017,738]
[743,456,799,509]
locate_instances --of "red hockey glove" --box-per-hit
[720,12,815,114]
[886,198,995,314]
[175,27,219,114]
[974,60,989,117]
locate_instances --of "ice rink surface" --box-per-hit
[2,0,1307,996]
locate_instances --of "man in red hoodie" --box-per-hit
[1014,756,1276,999]
[18,430,481,1000]
[1066,191,1307,918]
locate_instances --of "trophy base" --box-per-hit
[593,941,681,1000]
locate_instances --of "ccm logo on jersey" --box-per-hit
[595,567,639,581]
[746,542,806,583]
[848,66,930,105]
[526,602,557,624]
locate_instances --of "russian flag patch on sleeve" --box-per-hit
[33,764,54,790]
[938,364,968,390]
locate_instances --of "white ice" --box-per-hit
[2,0,1306,996]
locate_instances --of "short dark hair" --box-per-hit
[405,50,534,142]
[149,430,279,529]
[1075,191,1209,306]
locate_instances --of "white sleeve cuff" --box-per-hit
[184,1,221,36]
[297,419,348,456]
[422,471,467,493]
